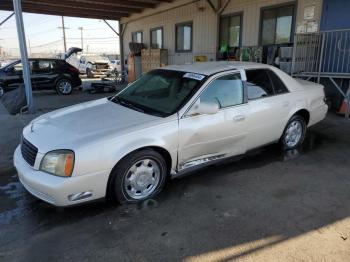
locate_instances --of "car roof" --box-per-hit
[162,61,275,76]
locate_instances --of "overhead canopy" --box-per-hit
[0,0,173,20]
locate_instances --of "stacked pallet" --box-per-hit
[141,49,168,73]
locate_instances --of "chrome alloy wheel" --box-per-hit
[58,81,72,94]
[123,159,161,200]
[284,120,303,147]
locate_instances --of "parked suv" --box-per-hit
[0,58,82,95]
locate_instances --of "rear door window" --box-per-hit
[246,69,274,100]
[268,70,289,94]
[38,60,51,70]
[51,60,64,69]
[32,60,51,72]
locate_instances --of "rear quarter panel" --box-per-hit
[271,68,327,132]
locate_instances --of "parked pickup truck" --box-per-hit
[77,54,111,78]
[14,62,328,206]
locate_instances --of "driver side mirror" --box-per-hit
[187,100,220,116]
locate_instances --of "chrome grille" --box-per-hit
[21,137,38,166]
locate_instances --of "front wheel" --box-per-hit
[56,79,73,95]
[281,115,307,150]
[110,149,168,204]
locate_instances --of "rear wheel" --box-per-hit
[281,115,307,150]
[109,149,167,204]
[56,79,73,95]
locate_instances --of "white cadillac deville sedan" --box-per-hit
[14,62,328,206]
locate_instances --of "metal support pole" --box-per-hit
[318,33,326,84]
[119,22,125,72]
[103,20,119,36]
[0,12,14,27]
[13,0,34,113]
[291,34,297,77]
[103,20,124,71]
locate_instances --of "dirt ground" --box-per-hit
[0,89,349,262]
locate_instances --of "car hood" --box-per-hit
[89,60,109,64]
[23,98,162,152]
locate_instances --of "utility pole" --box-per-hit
[78,27,84,50]
[58,16,69,53]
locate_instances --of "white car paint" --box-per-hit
[109,60,121,72]
[14,62,328,206]
[68,54,111,75]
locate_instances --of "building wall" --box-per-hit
[121,0,323,64]
[222,0,323,46]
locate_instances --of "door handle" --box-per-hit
[282,101,290,107]
[233,115,245,122]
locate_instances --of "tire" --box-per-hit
[86,67,94,78]
[56,79,73,95]
[280,114,307,150]
[109,149,168,204]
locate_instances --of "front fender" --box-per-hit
[109,125,178,172]
[73,119,179,177]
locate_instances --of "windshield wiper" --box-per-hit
[112,97,145,113]
[111,96,166,117]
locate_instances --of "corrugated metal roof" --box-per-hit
[0,0,174,20]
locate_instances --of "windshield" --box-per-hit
[1,60,19,70]
[111,69,206,117]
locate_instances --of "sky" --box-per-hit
[0,11,120,57]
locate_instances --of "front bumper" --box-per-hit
[14,146,110,206]
[90,70,109,75]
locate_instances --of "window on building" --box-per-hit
[246,69,274,100]
[176,22,192,52]
[219,14,242,48]
[261,4,295,45]
[200,73,243,108]
[132,31,143,43]
[150,27,163,49]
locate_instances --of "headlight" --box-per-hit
[40,150,74,177]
